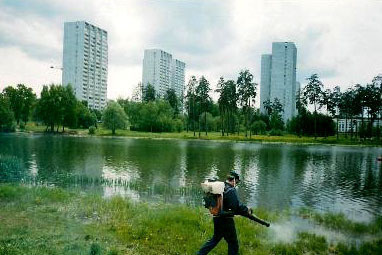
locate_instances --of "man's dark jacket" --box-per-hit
[220,182,249,217]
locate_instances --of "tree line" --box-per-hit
[1,72,381,141]
[0,84,100,132]
[289,74,382,140]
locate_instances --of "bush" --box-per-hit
[77,102,97,128]
[88,126,96,135]
[122,100,188,133]
[19,122,25,130]
[199,112,216,132]
[0,122,16,132]
[269,129,283,136]
[372,126,381,139]
[251,120,267,135]
[0,94,15,132]
[288,110,335,137]
[0,185,23,201]
[173,119,184,133]
[102,102,128,135]
[89,243,101,255]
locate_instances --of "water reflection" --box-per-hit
[0,133,381,220]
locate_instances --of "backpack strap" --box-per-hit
[222,185,235,212]
[224,186,235,195]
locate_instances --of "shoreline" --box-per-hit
[9,129,382,148]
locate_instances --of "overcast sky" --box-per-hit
[0,0,381,102]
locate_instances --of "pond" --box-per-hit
[1,133,381,222]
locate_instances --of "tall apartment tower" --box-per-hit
[260,42,297,121]
[142,49,185,99]
[260,54,272,114]
[62,21,108,110]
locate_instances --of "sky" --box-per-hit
[0,0,381,103]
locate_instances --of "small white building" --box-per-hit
[337,118,382,133]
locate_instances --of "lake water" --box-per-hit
[1,133,381,222]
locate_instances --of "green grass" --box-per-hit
[22,122,382,147]
[272,232,328,255]
[1,184,382,255]
[298,207,382,235]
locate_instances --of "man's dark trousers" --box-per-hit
[197,216,239,255]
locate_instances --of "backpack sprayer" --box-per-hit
[201,180,270,227]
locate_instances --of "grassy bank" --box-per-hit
[22,122,382,147]
[1,184,381,255]
[298,208,382,235]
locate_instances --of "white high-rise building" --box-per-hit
[62,21,108,110]
[142,49,185,99]
[260,54,272,114]
[260,42,297,121]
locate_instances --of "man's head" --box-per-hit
[227,171,240,187]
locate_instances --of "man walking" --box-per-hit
[197,171,252,255]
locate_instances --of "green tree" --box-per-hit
[372,75,382,139]
[196,76,211,136]
[143,83,156,102]
[293,90,308,137]
[0,93,15,132]
[263,99,273,116]
[216,77,228,136]
[288,111,335,137]
[102,102,128,135]
[91,108,102,123]
[50,85,66,132]
[217,79,238,136]
[199,112,217,132]
[164,88,179,116]
[225,80,238,135]
[303,74,324,139]
[3,84,36,126]
[272,98,283,116]
[156,100,175,132]
[2,86,20,124]
[348,85,364,139]
[237,70,257,138]
[61,85,77,131]
[76,101,97,128]
[132,82,143,102]
[251,120,266,135]
[136,100,177,132]
[296,88,307,114]
[36,84,62,132]
[262,98,284,131]
[364,82,381,137]
[185,76,198,135]
[320,88,339,137]
[269,98,284,131]
[338,89,354,138]
[139,101,157,132]
[331,86,341,139]
[119,100,141,131]
[321,89,335,116]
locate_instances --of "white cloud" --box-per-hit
[0,47,61,92]
[0,0,381,100]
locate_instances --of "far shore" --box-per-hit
[6,122,381,148]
